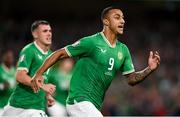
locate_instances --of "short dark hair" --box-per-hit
[31,20,50,32]
[101,6,120,21]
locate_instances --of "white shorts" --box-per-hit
[0,108,4,116]
[47,101,67,116]
[66,101,103,117]
[1,105,47,117]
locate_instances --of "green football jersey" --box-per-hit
[0,64,16,108]
[65,32,134,110]
[48,67,72,105]
[9,42,52,111]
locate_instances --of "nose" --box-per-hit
[48,31,52,37]
[121,18,125,24]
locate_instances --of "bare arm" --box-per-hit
[16,69,57,95]
[16,70,32,87]
[31,48,69,92]
[36,48,69,76]
[125,67,152,86]
[125,51,160,86]
[41,83,56,95]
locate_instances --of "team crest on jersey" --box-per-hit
[72,40,80,47]
[118,52,123,60]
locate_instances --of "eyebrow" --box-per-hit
[42,29,51,32]
[114,14,124,18]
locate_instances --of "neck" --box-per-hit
[102,27,117,46]
[35,40,49,53]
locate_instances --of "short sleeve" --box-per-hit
[120,45,135,75]
[65,37,93,57]
[17,47,34,72]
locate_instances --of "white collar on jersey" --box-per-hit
[100,32,117,48]
[34,41,48,55]
[1,63,13,72]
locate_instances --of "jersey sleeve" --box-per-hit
[64,37,93,57]
[120,45,135,75]
[17,47,34,72]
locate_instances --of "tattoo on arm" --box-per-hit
[127,67,152,86]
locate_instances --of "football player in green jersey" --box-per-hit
[47,58,74,116]
[0,50,16,115]
[2,20,56,117]
[32,6,161,117]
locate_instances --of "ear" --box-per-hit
[103,19,109,26]
[32,31,38,39]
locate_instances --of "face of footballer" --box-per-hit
[33,24,52,46]
[59,59,74,74]
[105,9,125,35]
[4,51,14,66]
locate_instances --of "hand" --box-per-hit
[148,51,161,71]
[46,93,55,107]
[42,83,56,95]
[31,75,44,93]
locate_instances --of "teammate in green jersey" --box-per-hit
[47,58,74,116]
[0,50,16,115]
[2,20,56,117]
[32,6,161,117]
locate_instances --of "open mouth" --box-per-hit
[118,25,124,29]
[46,38,51,41]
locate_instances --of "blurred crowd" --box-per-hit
[0,6,180,116]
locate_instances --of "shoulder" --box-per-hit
[117,41,128,49]
[20,43,35,53]
[81,33,100,41]
[117,41,131,55]
[77,33,101,48]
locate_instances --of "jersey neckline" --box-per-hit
[1,63,14,73]
[100,32,117,48]
[34,41,49,55]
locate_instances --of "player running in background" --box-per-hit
[32,6,161,117]
[47,58,74,116]
[2,20,56,117]
[0,50,16,115]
